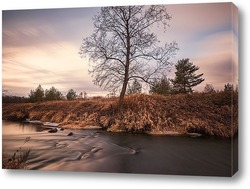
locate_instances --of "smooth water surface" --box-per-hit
[2,121,237,176]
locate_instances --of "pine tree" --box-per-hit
[66,89,77,100]
[150,76,172,96]
[171,58,204,93]
[203,84,216,93]
[45,86,63,101]
[224,83,233,93]
[29,84,44,102]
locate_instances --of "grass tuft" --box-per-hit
[2,137,31,169]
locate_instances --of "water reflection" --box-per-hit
[2,121,47,135]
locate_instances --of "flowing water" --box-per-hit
[2,121,237,176]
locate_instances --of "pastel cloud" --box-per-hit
[2,42,106,96]
[162,3,238,91]
[2,8,107,97]
[2,3,238,96]
[190,30,238,90]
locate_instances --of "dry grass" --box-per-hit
[106,92,238,138]
[2,92,238,138]
[2,137,31,169]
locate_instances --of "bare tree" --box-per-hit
[127,79,142,95]
[83,91,88,99]
[2,87,8,97]
[79,5,178,106]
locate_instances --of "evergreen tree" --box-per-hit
[224,83,233,93]
[45,86,63,101]
[29,84,44,102]
[171,59,204,93]
[66,89,77,100]
[150,76,172,96]
[203,84,216,93]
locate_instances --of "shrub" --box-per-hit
[66,89,77,100]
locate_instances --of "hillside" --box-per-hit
[2,92,238,138]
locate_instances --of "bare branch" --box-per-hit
[79,5,178,104]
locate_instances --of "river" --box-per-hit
[2,121,237,176]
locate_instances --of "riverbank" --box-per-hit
[2,92,238,138]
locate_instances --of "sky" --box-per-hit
[2,2,238,97]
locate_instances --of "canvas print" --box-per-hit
[2,2,238,176]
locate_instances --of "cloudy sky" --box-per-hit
[2,2,238,97]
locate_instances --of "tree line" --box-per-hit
[29,86,85,102]
[2,81,235,104]
[2,86,83,103]
[150,58,204,95]
[127,58,235,96]
[2,57,235,103]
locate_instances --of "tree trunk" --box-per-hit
[119,46,130,107]
[119,23,131,108]
[119,76,129,107]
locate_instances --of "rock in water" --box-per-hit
[43,122,60,127]
[60,127,64,131]
[48,128,58,133]
[29,120,43,125]
[130,148,140,154]
[67,132,73,136]
[187,133,202,138]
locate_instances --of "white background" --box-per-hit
[0,0,249,188]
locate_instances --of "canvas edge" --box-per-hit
[230,2,238,177]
